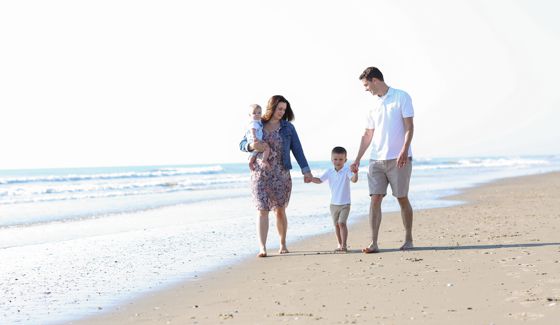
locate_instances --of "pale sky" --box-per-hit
[1,0,559,169]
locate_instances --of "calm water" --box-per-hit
[1,156,559,324]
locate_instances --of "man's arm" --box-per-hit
[350,128,374,173]
[397,117,414,168]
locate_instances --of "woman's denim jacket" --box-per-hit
[239,120,310,174]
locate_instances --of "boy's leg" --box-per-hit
[339,222,348,251]
[338,205,351,251]
[330,205,343,249]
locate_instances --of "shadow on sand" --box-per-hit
[265,242,560,257]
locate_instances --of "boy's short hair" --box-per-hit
[359,67,384,82]
[331,146,347,156]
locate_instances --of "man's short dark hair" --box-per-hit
[331,146,347,155]
[359,67,384,82]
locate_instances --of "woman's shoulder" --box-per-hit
[280,120,295,129]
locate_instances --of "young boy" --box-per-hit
[245,104,270,170]
[311,146,358,252]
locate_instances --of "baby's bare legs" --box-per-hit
[248,155,257,171]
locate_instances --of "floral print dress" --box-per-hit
[251,128,292,211]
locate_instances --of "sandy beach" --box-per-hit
[74,172,560,325]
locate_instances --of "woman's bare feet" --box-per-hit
[257,247,267,258]
[278,246,289,254]
[334,245,348,253]
[362,244,379,254]
[399,241,414,251]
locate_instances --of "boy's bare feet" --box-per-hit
[257,248,267,258]
[400,241,414,251]
[278,246,289,254]
[362,244,379,254]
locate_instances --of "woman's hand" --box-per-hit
[303,172,313,183]
[250,140,266,153]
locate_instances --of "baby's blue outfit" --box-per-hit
[246,120,264,158]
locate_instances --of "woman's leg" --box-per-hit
[275,207,289,253]
[257,210,269,257]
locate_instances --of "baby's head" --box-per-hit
[249,104,262,121]
[331,147,347,169]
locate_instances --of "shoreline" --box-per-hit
[73,172,560,324]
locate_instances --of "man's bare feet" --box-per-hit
[400,241,414,251]
[362,244,379,254]
[278,246,289,254]
[257,248,267,258]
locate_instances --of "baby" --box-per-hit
[246,104,270,170]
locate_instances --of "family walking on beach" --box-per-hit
[240,66,415,257]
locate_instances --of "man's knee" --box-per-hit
[397,196,410,206]
[371,194,384,205]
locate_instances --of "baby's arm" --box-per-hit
[251,128,259,143]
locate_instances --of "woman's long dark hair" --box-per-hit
[262,95,295,122]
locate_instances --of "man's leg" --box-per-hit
[363,194,383,253]
[257,210,269,257]
[275,207,289,254]
[334,223,343,249]
[397,197,414,250]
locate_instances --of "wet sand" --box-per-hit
[74,172,560,324]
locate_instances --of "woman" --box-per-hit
[240,95,313,257]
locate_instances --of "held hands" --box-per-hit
[303,172,313,183]
[350,160,360,174]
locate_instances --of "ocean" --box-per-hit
[1,156,560,324]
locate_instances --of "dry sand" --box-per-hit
[74,172,560,324]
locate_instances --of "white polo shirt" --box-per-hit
[320,165,354,205]
[365,87,414,161]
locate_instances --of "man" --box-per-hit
[350,67,415,253]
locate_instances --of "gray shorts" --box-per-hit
[367,158,412,198]
[330,204,351,225]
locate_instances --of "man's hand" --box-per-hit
[350,160,360,173]
[303,172,313,183]
[397,151,408,168]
